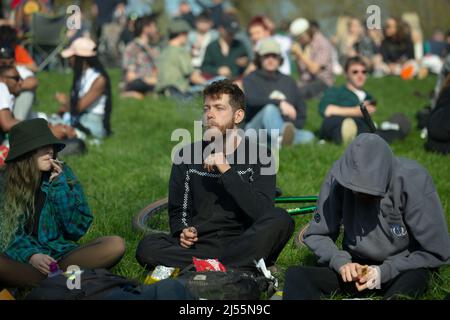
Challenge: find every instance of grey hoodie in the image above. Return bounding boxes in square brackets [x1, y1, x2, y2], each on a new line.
[304, 133, 450, 283]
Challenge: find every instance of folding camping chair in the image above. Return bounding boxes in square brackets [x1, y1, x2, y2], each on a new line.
[27, 12, 67, 71]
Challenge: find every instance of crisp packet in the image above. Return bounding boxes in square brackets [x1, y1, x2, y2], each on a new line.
[193, 257, 227, 272]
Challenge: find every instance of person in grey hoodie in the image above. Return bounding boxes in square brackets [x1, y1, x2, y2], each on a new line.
[283, 133, 450, 300]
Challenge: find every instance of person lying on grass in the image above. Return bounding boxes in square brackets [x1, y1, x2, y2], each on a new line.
[136, 79, 294, 272]
[0, 119, 125, 289]
[284, 133, 450, 300]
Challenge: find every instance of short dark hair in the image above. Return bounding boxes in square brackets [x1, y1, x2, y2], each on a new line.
[134, 15, 156, 38]
[344, 56, 367, 73]
[203, 79, 245, 112]
[0, 65, 16, 77]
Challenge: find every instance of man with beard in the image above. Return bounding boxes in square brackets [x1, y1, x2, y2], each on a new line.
[136, 79, 294, 271]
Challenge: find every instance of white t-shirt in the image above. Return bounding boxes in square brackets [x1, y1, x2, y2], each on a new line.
[16, 65, 34, 80]
[79, 68, 106, 115]
[0, 82, 15, 112]
[349, 87, 367, 103]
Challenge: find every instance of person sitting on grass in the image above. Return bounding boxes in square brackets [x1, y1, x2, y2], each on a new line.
[283, 133, 450, 300]
[243, 38, 314, 147]
[318, 56, 410, 144]
[155, 19, 208, 99]
[0, 65, 20, 145]
[0, 118, 125, 289]
[121, 15, 159, 100]
[0, 42, 39, 121]
[425, 65, 450, 154]
[56, 37, 113, 139]
[136, 79, 294, 272]
[318, 56, 376, 144]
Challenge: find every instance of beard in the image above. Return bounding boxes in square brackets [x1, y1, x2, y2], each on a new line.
[203, 117, 235, 141]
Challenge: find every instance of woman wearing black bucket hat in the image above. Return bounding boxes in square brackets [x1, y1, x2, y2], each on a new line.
[0, 119, 125, 288]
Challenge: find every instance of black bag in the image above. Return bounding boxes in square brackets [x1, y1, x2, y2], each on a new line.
[176, 266, 273, 300]
[25, 269, 139, 300]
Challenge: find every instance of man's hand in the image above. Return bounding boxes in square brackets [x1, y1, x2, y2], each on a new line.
[179, 227, 198, 248]
[363, 101, 377, 115]
[29, 253, 56, 275]
[217, 66, 232, 77]
[291, 43, 304, 59]
[279, 100, 297, 121]
[355, 266, 381, 291]
[203, 152, 230, 174]
[339, 263, 366, 283]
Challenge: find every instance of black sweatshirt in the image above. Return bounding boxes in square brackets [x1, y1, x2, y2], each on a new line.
[168, 138, 276, 239]
[243, 69, 307, 129]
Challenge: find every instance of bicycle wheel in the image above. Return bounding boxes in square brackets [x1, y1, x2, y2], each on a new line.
[132, 197, 170, 235]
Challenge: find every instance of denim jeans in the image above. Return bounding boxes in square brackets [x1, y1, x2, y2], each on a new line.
[244, 104, 314, 145]
[79, 113, 106, 139]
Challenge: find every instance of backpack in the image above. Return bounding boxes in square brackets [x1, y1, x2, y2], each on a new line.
[175, 266, 274, 300]
[25, 269, 139, 300]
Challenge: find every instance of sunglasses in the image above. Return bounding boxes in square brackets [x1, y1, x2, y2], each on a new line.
[351, 70, 368, 75]
[3, 75, 21, 82]
[262, 53, 280, 59]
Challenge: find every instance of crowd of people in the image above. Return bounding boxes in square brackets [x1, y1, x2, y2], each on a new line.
[0, 0, 450, 301]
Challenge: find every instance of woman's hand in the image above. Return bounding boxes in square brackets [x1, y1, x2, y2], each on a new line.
[49, 159, 63, 182]
[55, 92, 69, 106]
[29, 253, 57, 275]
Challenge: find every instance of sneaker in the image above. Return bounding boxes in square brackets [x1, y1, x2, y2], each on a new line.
[341, 118, 358, 144]
[281, 122, 295, 146]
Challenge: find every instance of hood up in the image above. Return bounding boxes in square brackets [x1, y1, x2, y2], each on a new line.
[332, 133, 394, 197]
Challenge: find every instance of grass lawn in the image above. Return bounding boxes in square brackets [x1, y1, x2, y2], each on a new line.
[35, 69, 449, 299]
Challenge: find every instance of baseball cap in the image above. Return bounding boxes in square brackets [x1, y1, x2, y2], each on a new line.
[290, 18, 310, 37]
[168, 19, 191, 35]
[219, 14, 240, 34]
[61, 37, 97, 59]
[257, 38, 281, 56]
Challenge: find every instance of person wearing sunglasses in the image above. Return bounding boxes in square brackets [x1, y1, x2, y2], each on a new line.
[0, 43, 39, 121]
[318, 56, 377, 144]
[0, 65, 21, 145]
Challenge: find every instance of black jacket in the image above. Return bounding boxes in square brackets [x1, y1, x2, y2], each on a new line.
[243, 69, 307, 129]
[168, 138, 276, 239]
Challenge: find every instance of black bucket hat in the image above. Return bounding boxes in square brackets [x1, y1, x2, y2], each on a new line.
[5, 118, 65, 163]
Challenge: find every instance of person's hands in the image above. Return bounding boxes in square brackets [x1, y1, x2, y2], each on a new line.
[29, 253, 56, 275]
[179, 227, 198, 248]
[236, 56, 249, 67]
[217, 66, 232, 77]
[203, 152, 230, 174]
[355, 266, 381, 291]
[279, 100, 297, 121]
[291, 42, 304, 58]
[49, 159, 63, 182]
[339, 263, 365, 283]
[364, 101, 377, 115]
[55, 92, 68, 106]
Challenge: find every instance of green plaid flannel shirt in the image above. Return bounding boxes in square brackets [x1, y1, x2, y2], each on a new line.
[4, 165, 93, 263]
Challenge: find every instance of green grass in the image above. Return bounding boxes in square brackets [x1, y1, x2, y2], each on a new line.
[35, 70, 450, 299]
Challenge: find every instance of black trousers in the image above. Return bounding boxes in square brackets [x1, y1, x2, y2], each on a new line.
[283, 265, 431, 300]
[320, 116, 405, 144]
[298, 78, 329, 101]
[135, 208, 294, 270]
[426, 105, 450, 154]
[320, 116, 371, 144]
[125, 79, 155, 94]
